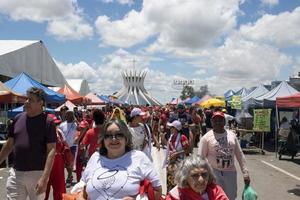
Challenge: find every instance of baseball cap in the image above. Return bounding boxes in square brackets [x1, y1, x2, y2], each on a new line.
[177, 104, 185, 109]
[130, 107, 146, 118]
[47, 114, 61, 124]
[212, 111, 225, 119]
[167, 120, 182, 131]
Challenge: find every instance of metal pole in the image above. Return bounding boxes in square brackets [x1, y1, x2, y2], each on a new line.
[275, 105, 279, 158]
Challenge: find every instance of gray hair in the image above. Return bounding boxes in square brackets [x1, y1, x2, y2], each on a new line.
[175, 155, 216, 187]
[99, 119, 133, 156]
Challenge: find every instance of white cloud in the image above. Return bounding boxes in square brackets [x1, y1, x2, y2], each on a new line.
[240, 7, 300, 48]
[100, 0, 133, 5]
[0, 0, 93, 40]
[95, 10, 156, 48]
[55, 49, 183, 104]
[199, 36, 292, 94]
[55, 60, 98, 81]
[101, 0, 113, 3]
[261, 0, 279, 6]
[117, 0, 134, 6]
[94, 0, 240, 51]
[47, 13, 93, 40]
[144, 0, 239, 53]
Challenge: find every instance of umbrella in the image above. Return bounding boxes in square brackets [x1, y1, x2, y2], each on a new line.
[200, 98, 226, 108]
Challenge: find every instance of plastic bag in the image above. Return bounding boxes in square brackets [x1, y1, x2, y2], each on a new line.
[242, 185, 257, 200]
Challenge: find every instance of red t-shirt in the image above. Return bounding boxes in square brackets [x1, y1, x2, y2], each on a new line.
[82, 127, 100, 157]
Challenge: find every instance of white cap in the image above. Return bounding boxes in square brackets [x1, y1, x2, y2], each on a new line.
[167, 120, 182, 131]
[130, 107, 146, 118]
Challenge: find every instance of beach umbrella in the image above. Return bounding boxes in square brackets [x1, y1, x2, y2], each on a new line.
[200, 98, 226, 108]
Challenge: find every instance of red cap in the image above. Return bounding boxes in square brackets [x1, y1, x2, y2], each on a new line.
[47, 114, 61, 124]
[212, 111, 225, 119]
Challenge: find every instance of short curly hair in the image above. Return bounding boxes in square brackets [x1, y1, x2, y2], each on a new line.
[175, 155, 216, 188]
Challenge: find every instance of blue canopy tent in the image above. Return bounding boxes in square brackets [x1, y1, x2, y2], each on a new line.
[98, 95, 110, 103]
[224, 89, 235, 101]
[8, 105, 55, 118]
[5, 72, 65, 104]
[235, 87, 249, 98]
[185, 96, 201, 105]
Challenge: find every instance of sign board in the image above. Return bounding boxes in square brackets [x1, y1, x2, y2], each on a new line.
[231, 95, 242, 110]
[253, 109, 271, 132]
[173, 80, 195, 86]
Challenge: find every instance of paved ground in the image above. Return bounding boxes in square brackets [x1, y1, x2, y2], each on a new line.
[0, 149, 299, 199]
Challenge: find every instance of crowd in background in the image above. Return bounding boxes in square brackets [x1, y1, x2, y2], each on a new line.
[0, 87, 254, 200]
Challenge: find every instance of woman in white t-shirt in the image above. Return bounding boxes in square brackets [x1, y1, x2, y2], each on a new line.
[78, 119, 162, 200]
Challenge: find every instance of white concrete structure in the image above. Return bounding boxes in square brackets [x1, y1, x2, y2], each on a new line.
[115, 70, 161, 105]
[66, 79, 90, 96]
[0, 40, 66, 86]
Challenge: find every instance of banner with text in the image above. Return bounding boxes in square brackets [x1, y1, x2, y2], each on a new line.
[253, 109, 271, 132]
[231, 95, 242, 110]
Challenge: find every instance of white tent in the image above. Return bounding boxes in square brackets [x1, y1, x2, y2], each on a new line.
[66, 79, 90, 96]
[55, 100, 76, 111]
[250, 81, 298, 107]
[0, 40, 66, 87]
[242, 84, 269, 107]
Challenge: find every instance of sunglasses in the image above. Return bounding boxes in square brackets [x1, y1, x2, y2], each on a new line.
[104, 133, 125, 140]
[190, 172, 209, 180]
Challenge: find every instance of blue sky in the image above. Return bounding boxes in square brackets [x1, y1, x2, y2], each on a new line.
[0, 0, 300, 103]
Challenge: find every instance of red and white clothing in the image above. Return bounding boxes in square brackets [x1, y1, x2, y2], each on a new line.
[166, 184, 229, 200]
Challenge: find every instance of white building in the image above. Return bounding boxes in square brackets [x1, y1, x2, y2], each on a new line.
[115, 70, 161, 106]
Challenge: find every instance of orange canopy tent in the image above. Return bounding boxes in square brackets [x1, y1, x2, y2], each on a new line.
[0, 81, 26, 103]
[85, 92, 105, 105]
[57, 84, 90, 105]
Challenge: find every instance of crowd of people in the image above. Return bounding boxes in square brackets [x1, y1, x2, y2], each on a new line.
[0, 87, 253, 200]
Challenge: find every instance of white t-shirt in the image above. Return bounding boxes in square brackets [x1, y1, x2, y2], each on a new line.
[128, 124, 152, 160]
[198, 130, 249, 177]
[59, 121, 77, 147]
[129, 125, 145, 150]
[81, 150, 160, 200]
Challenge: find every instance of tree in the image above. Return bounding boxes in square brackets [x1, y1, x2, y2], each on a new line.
[194, 85, 209, 98]
[180, 85, 195, 99]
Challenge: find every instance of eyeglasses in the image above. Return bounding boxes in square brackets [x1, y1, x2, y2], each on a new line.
[190, 172, 209, 181]
[104, 133, 125, 140]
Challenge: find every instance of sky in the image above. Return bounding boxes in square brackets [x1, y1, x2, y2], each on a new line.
[0, 0, 300, 104]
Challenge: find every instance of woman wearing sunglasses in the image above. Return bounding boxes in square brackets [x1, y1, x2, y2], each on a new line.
[78, 119, 162, 200]
[166, 155, 228, 200]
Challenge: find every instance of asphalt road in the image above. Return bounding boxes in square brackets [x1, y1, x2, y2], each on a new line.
[0, 149, 299, 200]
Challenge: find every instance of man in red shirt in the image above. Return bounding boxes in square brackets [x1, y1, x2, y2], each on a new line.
[82, 109, 106, 158]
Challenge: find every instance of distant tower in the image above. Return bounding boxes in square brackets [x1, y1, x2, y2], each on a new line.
[115, 70, 161, 105]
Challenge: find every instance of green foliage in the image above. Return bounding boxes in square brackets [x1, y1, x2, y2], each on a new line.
[194, 85, 209, 98]
[180, 85, 195, 99]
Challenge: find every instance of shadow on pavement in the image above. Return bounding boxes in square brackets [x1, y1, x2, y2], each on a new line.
[287, 185, 300, 197]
